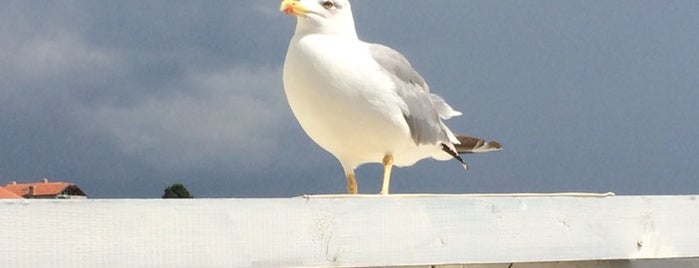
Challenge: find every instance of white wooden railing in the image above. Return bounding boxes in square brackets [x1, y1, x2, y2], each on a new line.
[1, 194, 698, 267]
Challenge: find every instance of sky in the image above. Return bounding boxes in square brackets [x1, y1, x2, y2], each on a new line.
[1, 1, 698, 198]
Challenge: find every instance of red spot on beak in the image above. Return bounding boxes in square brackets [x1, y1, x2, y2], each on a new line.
[283, 6, 294, 15]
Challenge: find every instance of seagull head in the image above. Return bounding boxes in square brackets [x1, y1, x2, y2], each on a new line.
[280, 0, 357, 38]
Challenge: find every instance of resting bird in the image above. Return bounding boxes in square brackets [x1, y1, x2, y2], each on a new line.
[280, 0, 501, 194]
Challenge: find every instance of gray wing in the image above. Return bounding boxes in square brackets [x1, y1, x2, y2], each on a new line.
[367, 43, 461, 146]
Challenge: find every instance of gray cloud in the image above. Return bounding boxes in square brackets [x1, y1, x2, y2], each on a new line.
[0, 1, 302, 197]
[83, 66, 286, 171]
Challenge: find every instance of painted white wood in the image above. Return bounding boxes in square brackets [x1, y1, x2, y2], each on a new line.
[1, 195, 698, 268]
[414, 258, 699, 268]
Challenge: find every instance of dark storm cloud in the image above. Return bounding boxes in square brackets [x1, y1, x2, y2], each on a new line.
[0, 1, 312, 197]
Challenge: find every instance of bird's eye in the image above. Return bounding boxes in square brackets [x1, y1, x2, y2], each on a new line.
[322, 1, 334, 9]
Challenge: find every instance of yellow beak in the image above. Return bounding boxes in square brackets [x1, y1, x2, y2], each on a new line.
[280, 0, 309, 17]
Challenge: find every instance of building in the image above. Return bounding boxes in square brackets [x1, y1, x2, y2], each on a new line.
[2, 178, 87, 199]
[0, 186, 23, 199]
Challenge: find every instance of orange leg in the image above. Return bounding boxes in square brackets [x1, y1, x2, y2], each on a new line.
[346, 173, 358, 194]
[380, 154, 393, 195]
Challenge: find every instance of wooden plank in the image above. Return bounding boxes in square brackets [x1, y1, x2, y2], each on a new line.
[418, 258, 699, 268]
[1, 195, 698, 267]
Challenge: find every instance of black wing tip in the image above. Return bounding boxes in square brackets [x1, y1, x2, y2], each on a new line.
[441, 143, 468, 170]
[455, 135, 502, 154]
[489, 141, 503, 150]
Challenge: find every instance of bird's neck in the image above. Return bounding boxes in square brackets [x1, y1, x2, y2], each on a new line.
[294, 19, 359, 40]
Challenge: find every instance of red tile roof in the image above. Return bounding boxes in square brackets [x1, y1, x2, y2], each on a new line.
[3, 179, 86, 198]
[0, 187, 23, 199]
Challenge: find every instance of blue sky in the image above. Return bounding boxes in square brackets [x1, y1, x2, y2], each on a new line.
[1, 1, 698, 198]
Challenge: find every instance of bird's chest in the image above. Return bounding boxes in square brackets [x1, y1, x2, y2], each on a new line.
[287, 37, 390, 92]
[284, 38, 396, 114]
[282, 37, 407, 151]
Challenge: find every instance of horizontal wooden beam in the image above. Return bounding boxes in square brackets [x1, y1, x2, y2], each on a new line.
[1, 194, 697, 267]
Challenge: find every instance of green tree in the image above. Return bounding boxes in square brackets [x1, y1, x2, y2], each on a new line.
[162, 183, 193, 198]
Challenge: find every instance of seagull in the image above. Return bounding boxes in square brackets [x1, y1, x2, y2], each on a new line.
[280, 0, 501, 195]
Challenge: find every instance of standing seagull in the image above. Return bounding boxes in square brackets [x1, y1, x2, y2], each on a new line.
[280, 0, 501, 194]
